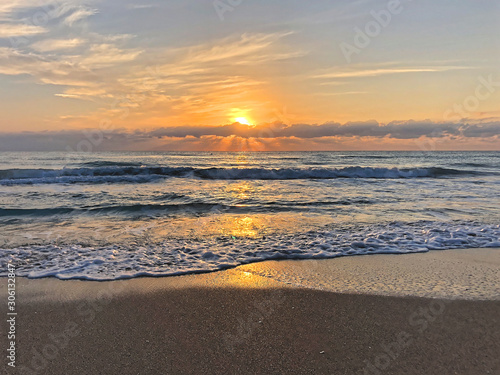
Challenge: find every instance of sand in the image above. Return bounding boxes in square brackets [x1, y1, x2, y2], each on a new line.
[237, 247, 500, 300]
[1, 248, 499, 374]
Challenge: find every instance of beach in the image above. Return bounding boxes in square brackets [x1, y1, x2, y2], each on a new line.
[1, 0, 499, 372]
[2, 248, 499, 375]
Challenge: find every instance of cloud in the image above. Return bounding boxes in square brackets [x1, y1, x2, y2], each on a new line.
[1, 120, 498, 151]
[54, 87, 108, 99]
[0, 23, 47, 37]
[126, 4, 155, 10]
[0, 0, 52, 17]
[0, 1, 91, 23]
[63, 7, 98, 26]
[0, 40, 141, 88]
[461, 122, 500, 138]
[86, 31, 303, 124]
[1, 28, 297, 117]
[183, 32, 295, 64]
[78, 43, 142, 69]
[31, 38, 85, 52]
[145, 120, 478, 139]
[313, 66, 470, 80]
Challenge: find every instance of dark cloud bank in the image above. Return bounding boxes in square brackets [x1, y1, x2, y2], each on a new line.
[149, 120, 500, 139]
[1, 120, 499, 151]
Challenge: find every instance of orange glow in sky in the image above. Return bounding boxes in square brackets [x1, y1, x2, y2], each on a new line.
[0, 1, 498, 151]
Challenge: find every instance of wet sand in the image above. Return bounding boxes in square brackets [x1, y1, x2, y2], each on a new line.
[1, 248, 499, 374]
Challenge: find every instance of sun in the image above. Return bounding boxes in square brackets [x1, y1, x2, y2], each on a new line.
[234, 117, 252, 126]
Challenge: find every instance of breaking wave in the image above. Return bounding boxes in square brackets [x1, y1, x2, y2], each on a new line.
[0, 166, 485, 185]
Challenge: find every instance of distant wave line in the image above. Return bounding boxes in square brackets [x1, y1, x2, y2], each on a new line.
[0, 166, 490, 185]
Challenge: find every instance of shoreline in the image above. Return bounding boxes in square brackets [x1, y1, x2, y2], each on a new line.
[3, 247, 499, 301]
[1, 248, 499, 374]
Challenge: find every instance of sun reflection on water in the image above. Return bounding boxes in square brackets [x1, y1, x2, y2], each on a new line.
[225, 181, 255, 200]
[228, 216, 261, 238]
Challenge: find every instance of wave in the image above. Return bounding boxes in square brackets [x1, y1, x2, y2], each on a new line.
[0, 166, 191, 185]
[0, 166, 486, 185]
[0, 198, 377, 218]
[341, 155, 393, 159]
[194, 166, 475, 179]
[450, 162, 495, 168]
[0, 203, 228, 217]
[79, 161, 144, 167]
[1, 220, 499, 281]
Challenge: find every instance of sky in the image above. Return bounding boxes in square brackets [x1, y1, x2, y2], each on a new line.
[0, 0, 499, 151]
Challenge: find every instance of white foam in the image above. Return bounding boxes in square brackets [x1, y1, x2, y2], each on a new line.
[1, 221, 499, 281]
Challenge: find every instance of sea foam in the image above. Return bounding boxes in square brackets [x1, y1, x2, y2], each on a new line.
[1, 221, 499, 281]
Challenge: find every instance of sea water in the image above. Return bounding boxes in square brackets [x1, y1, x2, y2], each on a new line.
[0, 151, 499, 280]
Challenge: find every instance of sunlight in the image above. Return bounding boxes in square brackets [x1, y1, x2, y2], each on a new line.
[230, 216, 260, 238]
[226, 181, 255, 199]
[234, 117, 252, 126]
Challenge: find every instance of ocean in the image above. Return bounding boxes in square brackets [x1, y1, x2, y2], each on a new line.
[0, 151, 499, 280]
